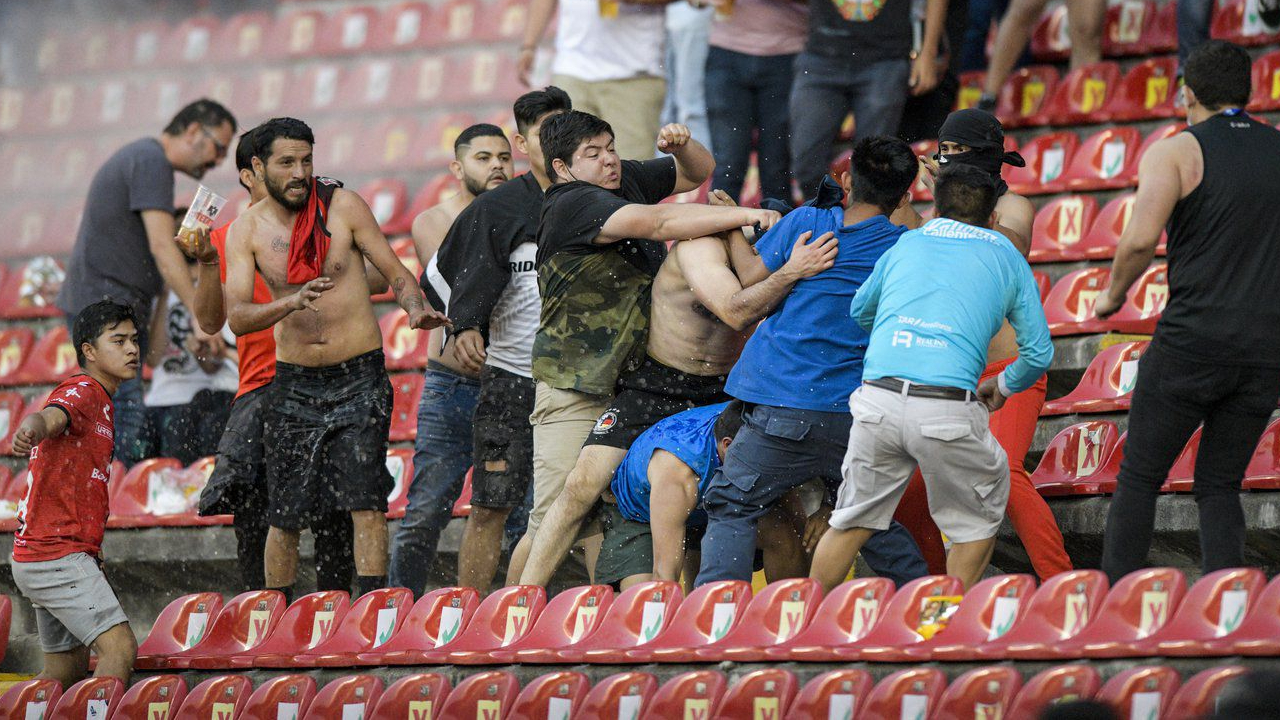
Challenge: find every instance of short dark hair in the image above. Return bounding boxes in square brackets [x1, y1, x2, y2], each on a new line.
[848, 136, 919, 215]
[73, 301, 138, 367]
[513, 86, 573, 135]
[235, 128, 259, 191]
[713, 401, 745, 442]
[454, 123, 509, 156]
[1185, 40, 1253, 109]
[252, 117, 315, 164]
[163, 98, 237, 136]
[933, 164, 999, 227]
[541, 110, 614, 181]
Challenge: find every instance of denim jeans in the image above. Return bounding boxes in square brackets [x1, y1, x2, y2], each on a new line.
[705, 46, 797, 203]
[695, 403, 928, 587]
[788, 53, 912, 197]
[388, 366, 480, 595]
[662, 3, 714, 152]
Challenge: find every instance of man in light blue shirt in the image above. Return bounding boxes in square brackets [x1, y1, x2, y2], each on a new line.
[811, 163, 1054, 591]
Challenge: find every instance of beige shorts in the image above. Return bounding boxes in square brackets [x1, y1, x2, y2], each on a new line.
[832, 383, 1010, 543]
[550, 74, 666, 162]
[529, 382, 611, 534]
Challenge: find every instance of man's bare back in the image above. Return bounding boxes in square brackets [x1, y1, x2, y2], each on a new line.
[648, 239, 751, 377]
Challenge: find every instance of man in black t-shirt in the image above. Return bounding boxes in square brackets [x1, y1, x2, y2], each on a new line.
[1095, 42, 1280, 581]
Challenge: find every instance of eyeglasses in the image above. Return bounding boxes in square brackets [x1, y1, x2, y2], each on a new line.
[199, 126, 228, 156]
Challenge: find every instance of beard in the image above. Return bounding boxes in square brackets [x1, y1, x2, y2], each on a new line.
[266, 175, 311, 211]
[462, 173, 491, 197]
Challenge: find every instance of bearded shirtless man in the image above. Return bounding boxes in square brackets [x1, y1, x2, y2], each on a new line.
[224, 117, 449, 600]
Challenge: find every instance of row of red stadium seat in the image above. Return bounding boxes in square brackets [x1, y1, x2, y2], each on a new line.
[125, 567, 1280, 671]
[0, 661, 1246, 719]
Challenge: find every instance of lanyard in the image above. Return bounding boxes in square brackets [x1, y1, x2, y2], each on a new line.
[1221, 108, 1246, 117]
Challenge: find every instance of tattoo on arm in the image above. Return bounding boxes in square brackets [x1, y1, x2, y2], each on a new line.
[270, 236, 288, 253]
[393, 276, 426, 312]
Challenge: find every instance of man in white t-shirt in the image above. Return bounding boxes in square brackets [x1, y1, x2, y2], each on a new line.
[518, 0, 668, 161]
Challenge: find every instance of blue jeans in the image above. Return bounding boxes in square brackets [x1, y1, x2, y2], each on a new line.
[661, 3, 714, 152]
[705, 46, 797, 203]
[389, 366, 480, 595]
[695, 403, 928, 587]
[788, 53, 911, 197]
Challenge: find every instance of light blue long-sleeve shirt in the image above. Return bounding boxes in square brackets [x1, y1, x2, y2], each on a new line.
[850, 218, 1053, 395]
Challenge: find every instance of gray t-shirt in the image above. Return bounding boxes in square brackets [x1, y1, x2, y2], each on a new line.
[57, 138, 175, 321]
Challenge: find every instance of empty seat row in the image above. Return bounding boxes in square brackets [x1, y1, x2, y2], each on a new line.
[1043, 265, 1167, 336]
[1028, 192, 1168, 263]
[130, 566, 1280, 670]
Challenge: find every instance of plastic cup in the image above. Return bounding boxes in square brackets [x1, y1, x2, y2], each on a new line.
[178, 185, 227, 252]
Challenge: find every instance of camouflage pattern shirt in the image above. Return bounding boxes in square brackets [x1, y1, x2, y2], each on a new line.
[533, 158, 678, 395]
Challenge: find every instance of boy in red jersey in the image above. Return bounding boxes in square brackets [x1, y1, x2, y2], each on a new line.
[10, 301, 141, 686]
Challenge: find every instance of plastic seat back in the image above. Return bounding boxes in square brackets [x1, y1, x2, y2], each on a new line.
[714, 669, 797, 720]
[380, 311, 431, 371]
[1243, 418, 1280, 490]
[1042, 267, 1110, 336]
[209, 11, 274, 64]
[1041, 341, 1149, 416]
[176, 590, 287, 668]
[368, 673, 451, 720]
[994, 570, 1110, 659]
[440, 585, 549, 659]
[0, 390, 22, 452]
[112, 675, 187, 720]
[358, 179, 410, 234]
[1005, 131, 1079, 195]
[1062, 127, 1141, 191]
[622, 581, 749, 662]
[491, 585, 614, 663]
[316, 5, 379, 55]
[14, 325, 75, 385]
[1031, 422, 1123, 496]
[136, 592, 225, 668]
[241, 590, 351, 661]
[508, 671, 589, 720]
[1046, 61, 1122, 125]
[1211, 0, 1280, 45]
[1110, 56, 1180, 120]
[360, 587, 481, 663]
[0, 327, 35, 386]
[1007, 665, 1103, 717]
[310, 676, 384, 718]
[645, 671, 727, 720]
[1029, 195, 1098, 262]
[850, 575, 964, 654]
[1102, 264, 1168, 335]
[932, 667, 1022, 720]
[578, 672, 657, 720]
[786, 670, 872, 720]
[389, 372, 425, 442]
[1250, 50, 1280, 111]
[781, 578, 897, 661]
[0, 679, 62, 719]
[922, 574, 1037, 655]
[1104, 0, 1154, 55]
[49, 677, 122, 720]
[375, 2, 439, 52]
[238, 674, 316, 719]
[1150, 568, 1266, 651]
[174, 676, 253, 720]
[385, 448, 415, 518]
[435, 671, 518, 719]
[861, 669, 946, 720]
[1071, 568, 1187, 651]
[1166, 666, 1248, 719]
[0, 466, 19, 530]
[568, 581, 683, 661]
[995, 65, 1060, 127]
[1095, 666, 1180, 720]
[709, 579, 822, 660]
[956, 71, 986, 110]
[300, 587, 415, 664]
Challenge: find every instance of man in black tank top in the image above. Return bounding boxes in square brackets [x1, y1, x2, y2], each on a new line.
[1094, 41, 1280, 582]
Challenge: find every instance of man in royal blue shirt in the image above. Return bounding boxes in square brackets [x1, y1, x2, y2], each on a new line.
[694, 137, 929, 587]
[810, 164, 1053, 591]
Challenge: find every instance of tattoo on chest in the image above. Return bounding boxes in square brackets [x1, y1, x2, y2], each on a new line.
[270, 236, 288, 253]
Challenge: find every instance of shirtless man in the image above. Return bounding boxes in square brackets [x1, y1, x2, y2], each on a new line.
[388, 123, 514, 597]
[224, 117, 449, 600]
[906, 108, 1072, 581]
[516, 185, 838, 588]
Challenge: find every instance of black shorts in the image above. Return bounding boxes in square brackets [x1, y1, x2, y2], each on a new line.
[199, 384, 270, 517]
[263, 350, 394, 530]
[584, 355, 730, 450]
[471, 365, 536, 509]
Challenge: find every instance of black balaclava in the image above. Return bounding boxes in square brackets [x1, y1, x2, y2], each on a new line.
[935, 109, 1026, 196]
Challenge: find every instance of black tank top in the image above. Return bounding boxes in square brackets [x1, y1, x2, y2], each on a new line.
[1157, 113, 1280, 367]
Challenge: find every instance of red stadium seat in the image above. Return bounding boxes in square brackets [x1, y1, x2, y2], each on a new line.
[317, 5, 380, 55]
[1212, 0, 1280, 45]
[1109, 56, 1180, 121]
[1143, 0, 1178, 51]
[210, 11, 275, 63]
[700, 579, 823, 662]
[1202, 574, 1280, 655]
[0, 391, 25, 452]
[508, 671, 589, 719]
[288, 64, 346, 116]
[238, 674, 317, 718]
[63, 26, 126, 75]
[1028, 195, 1098, 262]
[791, 575, 962, 662]
[480, 0, 532, 42]
[13, 325, 76, 386]
[1022, 567, 1186, 660]
[861, 668, 947, 720]
[373, 3, 440, 51]
[1162, 427, 1202, 493]
[618, 580, 750, 664]
[955, 71, 986, 110]
[1243, 418, 1280, 490]
[161, 17, 220, 65]
[1103, 0, 1153, 55]
[1041, 341, 1149, 416]
[440, 0, 481, 44]
[358, 179, 410, 234]
[380, 312, 431, 372]
[125, 21, 169, 69]
[0, 88, 25, 136]
[1030, 4, 1070, 61]
[0, 256, 65, 318]
[1041, 267, 1110, 335]
[1251, 50, 1280, 111]
[226, 591, 351, 668]
[1044, 61, 1122, 125]
[370, 116, 424, 175]
[577, 672, 658, 720]
[358, 586, 481, 665]
[368, 673, 451, 720]
[1075, 192, 1152, 260]
[553, 581, 683, 664]
[414, 113, 479, 167]
[1005, 131, 1078, 195]
[1061, 127, 1141, 191]
[271, 10, 326, 58]
[1099, 264, 1168, 335]
[0, 679, 62, 719]
[4, 206, 51, 259]
[488, 584, 615, 665]
[0, 469, 28, 532]
[458, 50, 524, 105]
[1033, 271, 1051, 303]
[274, 588, 414, 667]
[21, 83, 83, 134]
[389, 372, 424, 442]
[1146, 568, 1266, 656]
[173, 676, 253, 720]
[1007, 665, 1103, 717]
[1166, 666, 1248, 719]
[714, 669, 797, 720]
[232, 68, 289, 119]
[903, 574, 1037, 661]
[1095, 666, 1180, 720]
[1126, 122, 1185, 190]
[310, 676, 383, 717]
[50, 678, 122, 720]
[950, 570, 1108, 660]
[112, 675, 188, 720]
[404, 174, 460, 227]
[996, 66, 1060, 127]
[339, 60, 401, 113]
[389, 56, 449, 109]
[646, 671, 727, 719]
[137, 78, 188, 126]
[385, 448, 414, 519]
[89, 81, 132, 131]
[932, 667, 1022, 720]
[1031, 422, 1124, 496]
[789, 670, 873, 720]
[136, 593, 225, 670]
[416, 585, 547, 664]
[107, 457, 193, 528]
[435, 671, 519, 719]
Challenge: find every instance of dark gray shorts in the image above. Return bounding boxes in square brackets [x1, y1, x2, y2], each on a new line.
[471, 365, 536, 509]
[11, 552, 130, 653]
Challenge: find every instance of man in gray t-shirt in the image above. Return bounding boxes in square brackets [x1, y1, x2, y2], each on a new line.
[57, 98, 237, 466]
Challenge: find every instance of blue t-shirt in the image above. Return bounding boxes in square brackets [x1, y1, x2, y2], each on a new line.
[611, 402, 730, 525]
[726, 207, 906, 412]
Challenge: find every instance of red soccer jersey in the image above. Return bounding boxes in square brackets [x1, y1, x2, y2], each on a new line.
[212, 224, 276, 397]
[13, 375, 116, 562]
